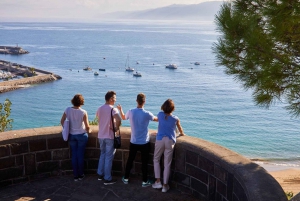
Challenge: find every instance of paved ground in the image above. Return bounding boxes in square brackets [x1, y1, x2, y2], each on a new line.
[0, 175, 198, 201]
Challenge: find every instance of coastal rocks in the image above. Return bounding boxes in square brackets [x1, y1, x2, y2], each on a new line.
[0, 46, 29, 55]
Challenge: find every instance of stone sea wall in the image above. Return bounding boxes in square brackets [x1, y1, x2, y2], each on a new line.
[0, 126, 287, 201]
[0, 60, 62, 93]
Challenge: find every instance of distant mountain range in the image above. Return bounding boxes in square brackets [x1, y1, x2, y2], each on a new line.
[100, 1, 224, 21]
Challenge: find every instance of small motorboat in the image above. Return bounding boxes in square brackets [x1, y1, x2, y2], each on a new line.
[83, 66, 92, 71]
[94, 72, 99, 76]
[133, 71, 142, 77]
[194, 62, 200, 65]
[165, 64, 177, 69]
[99, 68, 106, 71]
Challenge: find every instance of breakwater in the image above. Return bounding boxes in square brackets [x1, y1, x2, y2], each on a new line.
[0, 46, 29, 55]
[0, 60, 61, 93]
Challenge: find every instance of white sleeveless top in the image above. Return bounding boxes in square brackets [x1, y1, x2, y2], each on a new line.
[65, 107, 87, 134]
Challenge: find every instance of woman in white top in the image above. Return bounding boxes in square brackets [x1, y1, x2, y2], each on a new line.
[61, 94, 91, 181]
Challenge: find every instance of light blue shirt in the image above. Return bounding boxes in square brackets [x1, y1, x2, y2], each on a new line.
[125, 108, 155, 144]
[156, 111, 178, 143]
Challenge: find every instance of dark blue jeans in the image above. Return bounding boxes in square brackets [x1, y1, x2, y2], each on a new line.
[69, 133, 88, 177]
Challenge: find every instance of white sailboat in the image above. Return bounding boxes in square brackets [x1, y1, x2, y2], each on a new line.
[125, 55, 134, 72]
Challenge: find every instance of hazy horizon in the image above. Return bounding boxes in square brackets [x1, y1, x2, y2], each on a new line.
[0, 0, 223, 22]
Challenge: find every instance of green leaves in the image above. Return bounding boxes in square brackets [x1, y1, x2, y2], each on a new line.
[0, 99, 13, 132]
[213, 0, 300, 116]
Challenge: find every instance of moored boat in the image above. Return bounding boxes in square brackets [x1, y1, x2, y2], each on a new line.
[165, 64, 177, 69]
[133, 71, 142, 77]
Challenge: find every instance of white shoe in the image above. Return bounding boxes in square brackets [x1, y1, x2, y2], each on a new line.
[162, 185, 169, 193]
[152, 181, 162, 189]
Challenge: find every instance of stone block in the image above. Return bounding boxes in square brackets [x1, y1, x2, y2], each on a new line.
[174, 172, 190, 186]
[53, 149, 69, 160]
[227, 173, 234, 201]
[0, 157, 15, 169]
[86, 137, 97, 148]
[209, 175, 216, 201]
[186, 163, 208, 184]
[174, 146, 186, 173]
[217, 179, 227, 198]
[16, 155, 23, 166]
[24, 153, 36, 175]
[186, 150, 198, 166]
[112, 160, 123, 172]
[11, 142, 28, 155]
[86, 159, 98, 169]
[233, 178, 247, 201]
[214, 165, 228, 183]
[36, 151, 51, 162]
[198, 154, 214, 174]
[0, 145, 10, 157]
[37, 161, 59, 173]
[61, 159, 72, 170]
[0, 166, 23, 180]
[47, 138, 68, 149]
[85, 148, 100, 159]
[29, 139, 46, 152]
[24, 154, 36, 175]
[191, 177, 208, 197]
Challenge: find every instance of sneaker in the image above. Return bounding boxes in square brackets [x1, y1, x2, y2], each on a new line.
[152, 181, 162, 189]
[122, 176, 129, 184]
[162, 185, 170, 193]
[98, 175, 104, 181]
[104, 179, 117, 185]
[78, 174, 85, 181]
[74, 177, 79, 181]
[142, 180, 152, 187]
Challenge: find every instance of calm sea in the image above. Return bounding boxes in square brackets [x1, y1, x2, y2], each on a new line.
[0, 21, 299, 168]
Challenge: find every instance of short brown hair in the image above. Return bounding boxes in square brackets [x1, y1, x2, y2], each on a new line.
[137, 93, 146, 105]
[161, 99, 175, 114]
[71, 94, 84, 107]
[105, 91, 116, 101]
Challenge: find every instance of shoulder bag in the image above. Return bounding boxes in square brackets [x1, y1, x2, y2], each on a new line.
[111, 108, 121, 148]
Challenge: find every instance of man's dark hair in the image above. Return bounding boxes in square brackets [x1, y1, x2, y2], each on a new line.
[137, 93, 146, 105]
[105, 91, 116, 101]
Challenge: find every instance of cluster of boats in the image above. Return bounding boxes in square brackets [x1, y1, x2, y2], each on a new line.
[0, 71, 15, 79]
[82, 60, 200, 77]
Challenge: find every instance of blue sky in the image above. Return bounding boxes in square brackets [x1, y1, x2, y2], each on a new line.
[0, 0, 223, 22]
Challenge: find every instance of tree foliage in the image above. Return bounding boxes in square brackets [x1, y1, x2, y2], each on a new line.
[213, 0, 300, 116]
[0, 99, 13, 132]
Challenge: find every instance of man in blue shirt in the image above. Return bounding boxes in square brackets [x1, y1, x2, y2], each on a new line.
[117, 93, 158, 187]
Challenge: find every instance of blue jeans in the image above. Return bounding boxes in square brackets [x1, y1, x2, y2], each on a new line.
[97, 138, 115, 181]
[69, 133, 88, 177]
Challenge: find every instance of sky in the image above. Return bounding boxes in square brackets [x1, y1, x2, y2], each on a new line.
[0, 0, 222, 22]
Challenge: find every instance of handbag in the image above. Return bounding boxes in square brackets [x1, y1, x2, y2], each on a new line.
[111, 108, 121, 148]
[62, 118, 69, 141]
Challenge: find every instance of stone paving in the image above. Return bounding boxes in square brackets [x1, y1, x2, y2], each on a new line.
[0, 175, 198, 201]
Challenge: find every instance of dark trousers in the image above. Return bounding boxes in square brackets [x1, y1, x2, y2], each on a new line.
[124, 142, 150, 182]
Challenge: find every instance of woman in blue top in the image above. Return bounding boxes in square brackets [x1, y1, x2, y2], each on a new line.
[152, 99, 185, 193]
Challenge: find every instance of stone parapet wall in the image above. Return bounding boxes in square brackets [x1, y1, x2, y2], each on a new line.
[0, 126, 287, 201]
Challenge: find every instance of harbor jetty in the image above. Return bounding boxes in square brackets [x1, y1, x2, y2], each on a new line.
[0, 60, 61, 93]
[0, 46, 29, 55]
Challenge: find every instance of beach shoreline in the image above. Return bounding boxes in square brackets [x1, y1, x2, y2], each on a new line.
[258, 163, 300, 196]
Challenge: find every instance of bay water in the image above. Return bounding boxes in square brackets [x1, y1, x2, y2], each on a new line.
[0, 21, 299, 168]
